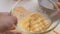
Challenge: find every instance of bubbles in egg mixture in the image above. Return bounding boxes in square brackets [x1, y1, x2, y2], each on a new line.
[20, 13, 51, 33]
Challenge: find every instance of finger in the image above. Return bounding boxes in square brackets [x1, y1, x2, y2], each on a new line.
[0, 16, 17, 31]
[9, 25, 16, 30]
[4, 16, 17, 26]
[0, 12, 11, 16]
[6, 16, 17, 30]
[11, 16, 17, 25]
[0, 16, 17, 30]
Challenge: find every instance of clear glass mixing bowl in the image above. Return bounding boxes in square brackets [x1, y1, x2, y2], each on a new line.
[11, 0, 60, 34]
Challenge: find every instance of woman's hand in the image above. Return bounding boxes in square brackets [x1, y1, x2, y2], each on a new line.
[0, 12, 17, 32]
[0, 12, 21, 34]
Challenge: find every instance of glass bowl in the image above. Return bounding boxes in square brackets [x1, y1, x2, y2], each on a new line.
[11, 0, 60, 34]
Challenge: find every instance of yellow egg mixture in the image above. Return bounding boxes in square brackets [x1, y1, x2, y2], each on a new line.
[11, 6, 51, 33]
[20, 13, 51, 32]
